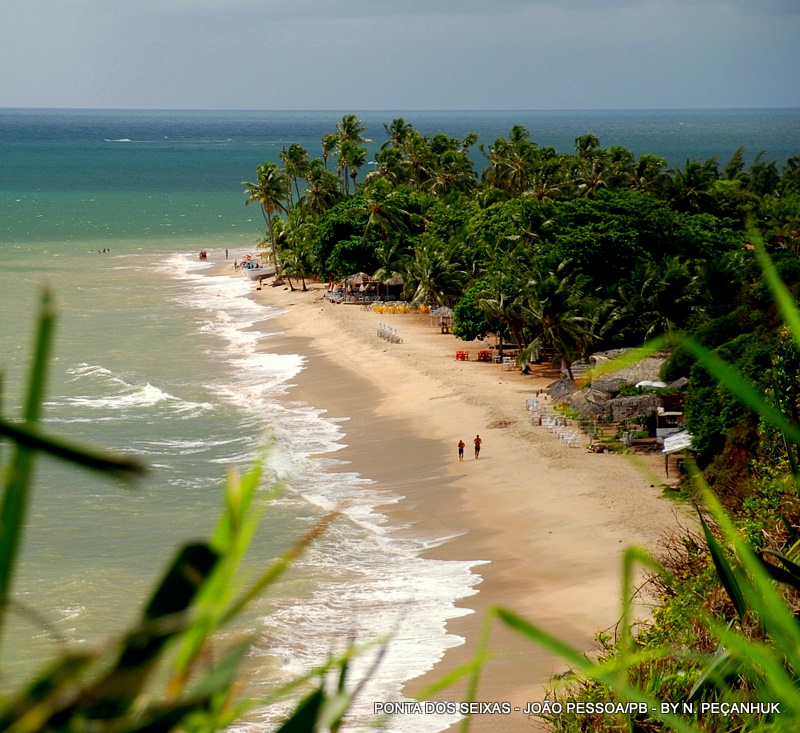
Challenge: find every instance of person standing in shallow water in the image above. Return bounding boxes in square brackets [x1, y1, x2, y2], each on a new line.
[474, 435, 482, 459]
[458, 440, 465, 461]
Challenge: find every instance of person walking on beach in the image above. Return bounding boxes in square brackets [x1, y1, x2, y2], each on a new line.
[458, 440, 465, 461]
[474, 435, 482, 459]
[225, 248, 229, 259]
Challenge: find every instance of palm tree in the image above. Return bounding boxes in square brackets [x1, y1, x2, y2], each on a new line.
[270, 217, 293, 288]
[724, 146, 747, 181]
[405, 235, 463, 305]
[298, 160, 343, 219]
[279, 143, 310, 205]
[480, 136, 509, 189]
[632, 154, 670, 196]
[337, 139, 367, 196]
[619, 257, 701, 340]
[426, 139, 477, 197]
[524, 150, 567, 202]
[355, 178, 408, 245]
[524, 261, 598, 379]
[242, 162, 291, 270]
[366, 147, 407, 186]
[334, 114, 369, 194]
[571, 147, 613, 198]
[401, 131, 434, 189]
[278, 219, 315, 291]
[607, 145, 636, 190]
[347, 143, 368, 194]
[747, 151, 780, 196]
[569, 134, 634, 198]
[321, 133, 338, 171]
[371, 238, 407, 286]
[381, 117, 413, 150]
[474, 265, 531, 352]
[670, 158, 719, 212]
[336, 113, 367, 145]
[480, 127, 538, 198]
[574, 133, 601, 161]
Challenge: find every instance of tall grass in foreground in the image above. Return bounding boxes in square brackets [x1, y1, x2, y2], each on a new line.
[424, 235, 800, 732]
[0, 290, 360, 732]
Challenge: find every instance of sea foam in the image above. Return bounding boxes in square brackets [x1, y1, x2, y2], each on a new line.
[168, 252, 482, 732]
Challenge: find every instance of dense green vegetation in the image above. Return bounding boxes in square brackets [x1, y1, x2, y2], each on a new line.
[245, 116, 800, 731]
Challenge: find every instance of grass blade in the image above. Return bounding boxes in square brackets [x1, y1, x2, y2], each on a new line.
[0, 418, 144, 478]
[751, 226, 800, 354]
[697, 511, 747, 619]
[0, 291, 56, 637]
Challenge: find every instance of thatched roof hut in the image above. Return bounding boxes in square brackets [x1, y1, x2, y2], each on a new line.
[609, 394, 660, 422]
[548, 378, 577, 404]
[570, 388, 611, 417]
[590, 376, 628, 395]
[345, 272, 375, 286]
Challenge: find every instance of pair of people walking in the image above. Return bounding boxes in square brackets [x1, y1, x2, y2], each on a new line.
[458, 435, 482, 461]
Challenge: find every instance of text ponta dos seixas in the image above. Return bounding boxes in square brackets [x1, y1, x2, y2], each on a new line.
[373, 702, 511, 715]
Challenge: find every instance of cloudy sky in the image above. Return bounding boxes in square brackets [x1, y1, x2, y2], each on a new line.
[1, 0, 798, 110]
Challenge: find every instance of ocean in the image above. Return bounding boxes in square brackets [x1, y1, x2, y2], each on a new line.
[1, 108, 798, 729]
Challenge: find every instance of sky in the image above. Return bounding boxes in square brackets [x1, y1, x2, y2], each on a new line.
[1, 0, 798, 110]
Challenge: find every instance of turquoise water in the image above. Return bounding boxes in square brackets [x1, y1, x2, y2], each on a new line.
[1, 108, 798, 728]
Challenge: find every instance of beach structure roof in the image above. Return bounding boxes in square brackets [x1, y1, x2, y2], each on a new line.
[429, 305, 452, 320]
[570, 388, 610, 417]
[345, 272, 375, 286]
[663, 430, 693, 455]
[384, 275, 404, 286]
[548, 378, 577, 404]
[590, 376, 629, 395]
[610, 394, 660, 422]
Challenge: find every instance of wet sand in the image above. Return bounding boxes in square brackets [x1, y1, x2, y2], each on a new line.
[243, 273, 686, 732]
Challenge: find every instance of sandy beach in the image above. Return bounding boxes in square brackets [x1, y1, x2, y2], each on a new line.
[247, 275, 687, 732]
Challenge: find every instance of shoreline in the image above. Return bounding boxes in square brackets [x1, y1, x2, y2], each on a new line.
[241, 271, 687, 731]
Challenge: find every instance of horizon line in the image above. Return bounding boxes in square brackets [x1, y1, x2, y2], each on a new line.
[2, 105, 799, 114]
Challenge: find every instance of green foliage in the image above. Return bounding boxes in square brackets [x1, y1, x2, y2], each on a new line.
[548, 191, 741, 284]
[310, 195, 370, 277]
[452, 279, 503, 341]
[704, 179, 758, 225]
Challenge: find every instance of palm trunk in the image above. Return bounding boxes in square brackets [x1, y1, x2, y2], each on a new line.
[262, 207, 280, 277]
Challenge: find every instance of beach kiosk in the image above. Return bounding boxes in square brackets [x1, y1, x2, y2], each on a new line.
[663, 430, 693, 477]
